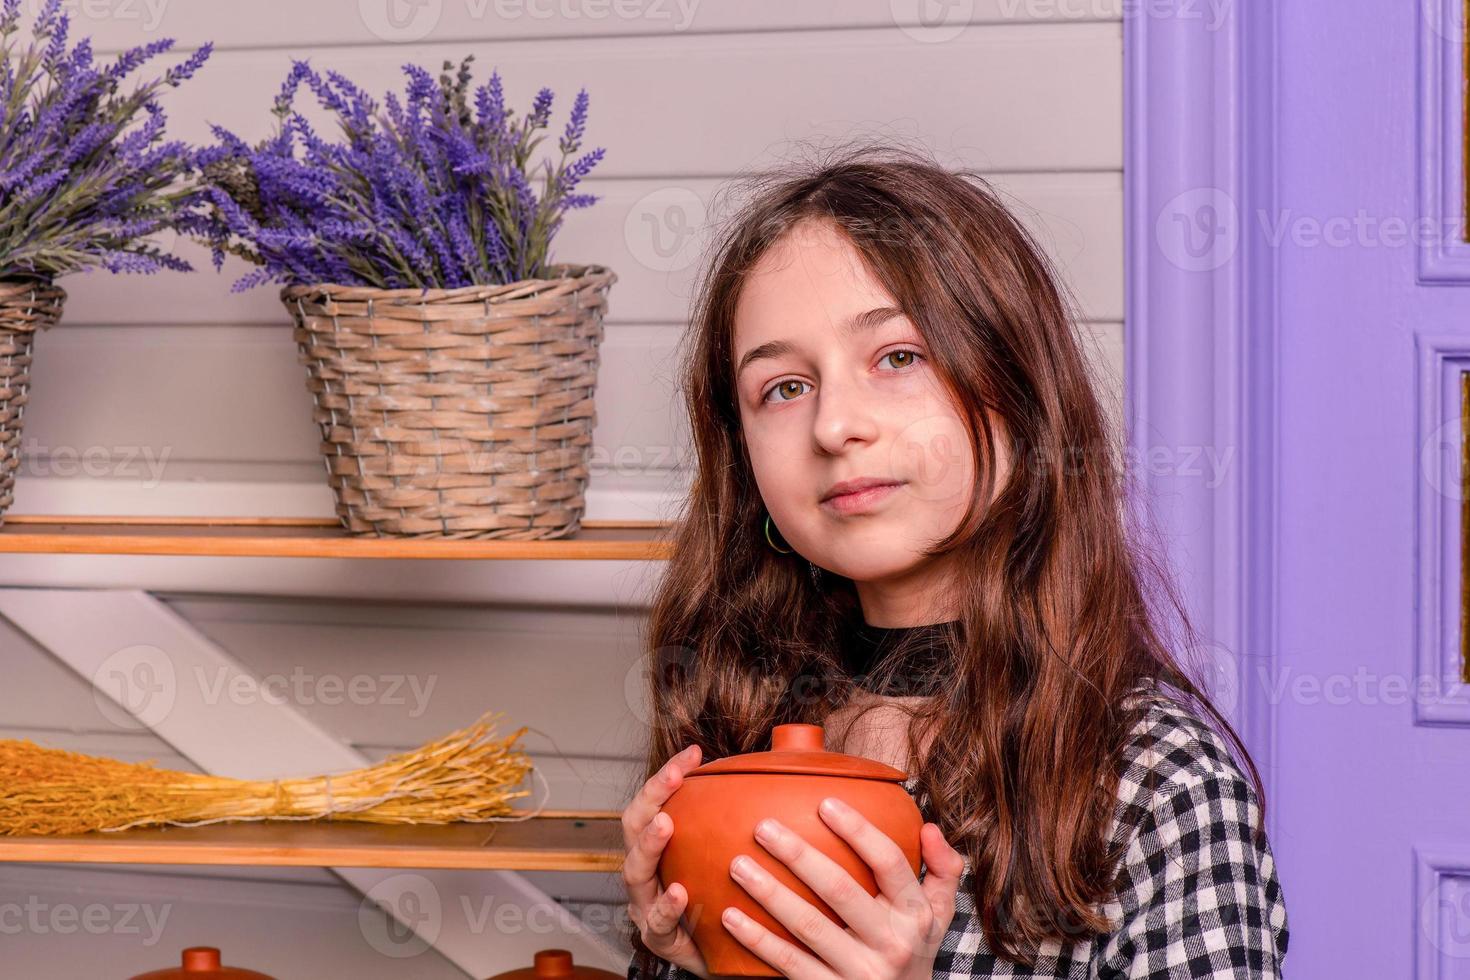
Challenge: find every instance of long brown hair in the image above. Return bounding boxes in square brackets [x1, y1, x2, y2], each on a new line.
[626, 140, 1263, 969]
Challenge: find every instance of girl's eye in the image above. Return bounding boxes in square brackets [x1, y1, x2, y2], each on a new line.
[880, 348, 925, 371]
[759, 350, 925, 404]
[762, 379, 811, 404]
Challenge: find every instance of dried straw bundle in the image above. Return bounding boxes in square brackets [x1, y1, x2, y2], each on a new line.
[0, 711, 534, 836]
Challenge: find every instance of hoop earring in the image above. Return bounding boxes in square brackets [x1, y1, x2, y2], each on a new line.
[763, 513, 793, 554]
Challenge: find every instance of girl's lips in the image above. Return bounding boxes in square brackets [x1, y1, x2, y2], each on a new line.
[820, 481, 904, 514]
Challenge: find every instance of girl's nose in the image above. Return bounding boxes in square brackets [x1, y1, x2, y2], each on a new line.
[810, 371, 880, 454]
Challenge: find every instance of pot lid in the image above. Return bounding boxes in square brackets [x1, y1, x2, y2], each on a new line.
[685, 724, 908, 781]
[485, 948, 624, 979]
[128, 947, 275, 979]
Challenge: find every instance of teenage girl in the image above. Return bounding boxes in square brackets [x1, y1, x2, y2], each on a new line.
[618, 143, 1289, 979]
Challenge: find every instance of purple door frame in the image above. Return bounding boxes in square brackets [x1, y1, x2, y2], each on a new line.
[1125, 4, 1280, 775]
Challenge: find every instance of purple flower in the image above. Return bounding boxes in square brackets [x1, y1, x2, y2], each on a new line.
[0, 0, 21, 35]
[165, 43, 212, 87]
[526, 87, 553, 131]
[0, 6, 209, 277]
[103, 37, 173, 82]
[559, 89, 589, 155]
[188, 53, 605, 290]
[40, 9, 67, 73]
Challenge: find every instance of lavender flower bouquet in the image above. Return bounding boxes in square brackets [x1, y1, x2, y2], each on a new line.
[0, 0, 208, 527]
[0, 0, 210, 279]
[189, 54, 605, 291]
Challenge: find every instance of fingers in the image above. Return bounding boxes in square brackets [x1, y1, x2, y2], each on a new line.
[815, 796, 922, 905]
[621, 743, 702, 851]
[621, 816, 702, 968]
[622, 808, 675, 913]
[618, 745, 706, 965]
[721, 903, 835, 980]
[645, 881, 712, 976]
[918, 823, 966, 942]
[746, 815, 888, 943]
[728, 844, 864, 974]
[644, 876, 690, 941]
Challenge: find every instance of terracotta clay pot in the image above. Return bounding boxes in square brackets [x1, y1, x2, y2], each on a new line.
[485, 947, 625, 979]
[656, 723, 923, 977]
[128, 947, 275, 979]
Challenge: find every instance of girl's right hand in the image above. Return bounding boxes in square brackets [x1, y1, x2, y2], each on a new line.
[621, 743, 712, 980]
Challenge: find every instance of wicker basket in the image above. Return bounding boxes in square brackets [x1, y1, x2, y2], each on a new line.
[281, 263, 616, 539]
[0, 277, 66, 527]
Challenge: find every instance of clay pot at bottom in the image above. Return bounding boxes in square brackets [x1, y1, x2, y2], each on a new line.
[485, 947, 625, 978]
[657, 723, 923, 977]
[128, 946, 275, 979]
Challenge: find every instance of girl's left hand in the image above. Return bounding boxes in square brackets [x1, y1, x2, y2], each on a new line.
[722, 795, 966, 979]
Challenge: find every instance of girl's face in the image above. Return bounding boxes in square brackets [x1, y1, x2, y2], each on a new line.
[731, 218, 998, 626]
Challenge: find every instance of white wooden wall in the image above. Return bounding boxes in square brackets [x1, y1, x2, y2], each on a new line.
[0, 2, 1123, 976]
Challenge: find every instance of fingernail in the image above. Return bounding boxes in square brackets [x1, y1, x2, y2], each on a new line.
[754, 819, 780, 843]
[723, 907, 746, 925]
[731, 855, 754, 878]
[820, 797, 848, 817]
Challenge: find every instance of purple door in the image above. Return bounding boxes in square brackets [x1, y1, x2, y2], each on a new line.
[1276, 2, 1469, 976]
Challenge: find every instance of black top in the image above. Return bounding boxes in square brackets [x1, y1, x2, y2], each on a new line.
[841, 617, 959, 696]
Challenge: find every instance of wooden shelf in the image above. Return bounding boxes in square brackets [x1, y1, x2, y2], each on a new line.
[0, 810, 624, 871]
[0, 516, 673, 560]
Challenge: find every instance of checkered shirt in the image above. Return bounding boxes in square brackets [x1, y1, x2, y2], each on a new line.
[626, 686, 1289, 978]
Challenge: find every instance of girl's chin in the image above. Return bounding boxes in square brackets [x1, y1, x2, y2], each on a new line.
[811, 553, 932, 584]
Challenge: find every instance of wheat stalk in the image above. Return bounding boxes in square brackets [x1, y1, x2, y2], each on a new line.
[0, 710, 534, 836]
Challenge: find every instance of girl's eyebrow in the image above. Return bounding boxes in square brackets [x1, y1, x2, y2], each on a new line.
[735, 306, 906, 378]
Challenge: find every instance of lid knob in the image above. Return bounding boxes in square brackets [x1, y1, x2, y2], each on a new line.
[534, 949, 574, 977]
[771, 724, 824, 752]
[181, 948, 222, 972]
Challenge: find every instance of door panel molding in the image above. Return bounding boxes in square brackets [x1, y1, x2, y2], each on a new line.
[1414, 335, 1470, 725]
[1414, 844, 1470, 978]
[1417, 0, 1470, 282]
